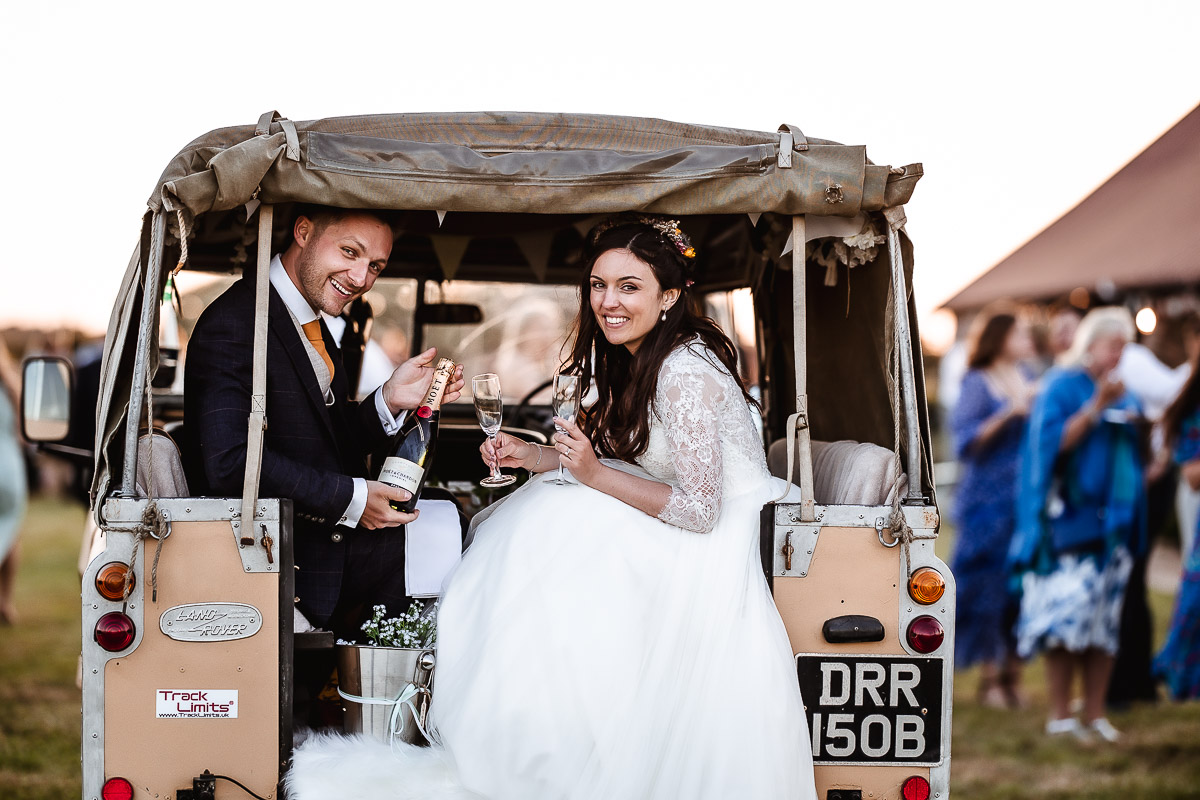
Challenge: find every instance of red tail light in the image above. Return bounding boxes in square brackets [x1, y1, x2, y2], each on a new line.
[902, 775, 931, 800]
[102, 777, 134, 800]
[94, 612, 136, 652]
[905, 615, 944, 654]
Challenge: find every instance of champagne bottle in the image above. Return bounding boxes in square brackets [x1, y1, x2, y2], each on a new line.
[379, 357, 456, 513]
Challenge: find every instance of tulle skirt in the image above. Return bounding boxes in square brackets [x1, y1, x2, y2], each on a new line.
[290, 465, 815, 800]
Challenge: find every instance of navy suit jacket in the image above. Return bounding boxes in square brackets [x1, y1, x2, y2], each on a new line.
[184, 275, 395, 625]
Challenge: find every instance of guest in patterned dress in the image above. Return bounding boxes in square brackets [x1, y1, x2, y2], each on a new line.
[950, 307, 1035, 707]
[1154, 341, 1200, 700]
[1010, 307, 1147, 742]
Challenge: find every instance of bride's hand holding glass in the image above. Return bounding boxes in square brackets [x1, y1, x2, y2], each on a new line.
[551, 416, 601, 485]
[480, 431, 545, 472]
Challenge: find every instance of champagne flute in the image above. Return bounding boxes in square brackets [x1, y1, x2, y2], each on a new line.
[546, 372, 581, 486]
[472, 374, 517, 488]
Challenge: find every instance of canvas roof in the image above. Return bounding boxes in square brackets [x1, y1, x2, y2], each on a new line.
[152, 111, 920, 220]
[92, 111, 928, 507]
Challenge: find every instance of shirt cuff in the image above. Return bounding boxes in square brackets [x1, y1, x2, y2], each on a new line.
[375, 388, 407, 435]
[340, 478, 368, 528]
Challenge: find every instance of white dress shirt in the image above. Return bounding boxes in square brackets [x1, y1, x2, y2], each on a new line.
[269, 255, 404, 528]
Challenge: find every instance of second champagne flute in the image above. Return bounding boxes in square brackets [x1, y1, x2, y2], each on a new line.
[472, 374, 517, 488]
[547, 372, 581, 486]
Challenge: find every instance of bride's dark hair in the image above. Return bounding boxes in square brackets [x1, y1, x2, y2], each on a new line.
[564, 215, 756, 462]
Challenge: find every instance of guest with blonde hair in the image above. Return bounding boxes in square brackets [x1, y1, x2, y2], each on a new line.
[1011, 306, 1146, 741]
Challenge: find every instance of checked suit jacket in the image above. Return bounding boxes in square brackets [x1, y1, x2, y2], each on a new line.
[183, 274, 399, 626]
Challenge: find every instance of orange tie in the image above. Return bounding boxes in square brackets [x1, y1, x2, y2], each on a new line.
[301, 319, 335, 380]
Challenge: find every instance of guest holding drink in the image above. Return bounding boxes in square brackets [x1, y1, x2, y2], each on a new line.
[1010, 307, 1146, 741]
[950, 306, 1035, 707]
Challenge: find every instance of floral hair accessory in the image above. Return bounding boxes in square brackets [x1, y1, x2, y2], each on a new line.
[649, 218, 697, 259]
[685, 279, 695, 287]
[589, 214, 698, 260]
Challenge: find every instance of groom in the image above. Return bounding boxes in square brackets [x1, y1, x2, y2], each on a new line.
[184, 204, 462, 638]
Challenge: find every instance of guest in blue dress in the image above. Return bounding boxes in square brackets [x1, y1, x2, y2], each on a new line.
[1154, 347, 1200, 700]
[950, 307, 1035, 707]
[1010, 307, 1146, 742]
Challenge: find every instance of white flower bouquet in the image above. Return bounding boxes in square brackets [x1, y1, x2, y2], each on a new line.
[339, 601, 437, 649]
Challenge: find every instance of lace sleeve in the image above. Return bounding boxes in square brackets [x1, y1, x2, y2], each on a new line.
[655, 357, 726, 534]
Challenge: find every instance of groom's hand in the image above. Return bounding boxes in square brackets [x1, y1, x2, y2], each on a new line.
[382, 348, 465, 412]
[360, 481, 419, 529]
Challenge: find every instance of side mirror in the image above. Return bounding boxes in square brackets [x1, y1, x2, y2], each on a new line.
[21, 357, 73, 442]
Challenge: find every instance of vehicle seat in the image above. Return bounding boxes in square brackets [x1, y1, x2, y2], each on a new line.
[82, 430, 191, 573]
[766, 438, 907, 506]
[135, 429, 190, 499]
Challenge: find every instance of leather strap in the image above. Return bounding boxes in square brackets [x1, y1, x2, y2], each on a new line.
[773, 215, 815, 520]
[254, 110, 300, 162]
[777, 123, 809, 152]
[240, 205, 274, 545]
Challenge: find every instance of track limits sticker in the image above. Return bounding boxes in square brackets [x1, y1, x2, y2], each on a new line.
[155, 689, 238, 719]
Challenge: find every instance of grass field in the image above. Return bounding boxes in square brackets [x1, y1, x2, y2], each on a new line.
[1, 497, 86, 800]
[1, 495, 1198, 799]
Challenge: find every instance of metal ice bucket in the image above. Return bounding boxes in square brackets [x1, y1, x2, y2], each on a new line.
[336, 644, 435, 745]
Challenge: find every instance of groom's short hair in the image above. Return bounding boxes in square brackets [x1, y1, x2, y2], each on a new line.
[292, 203, 398, 240]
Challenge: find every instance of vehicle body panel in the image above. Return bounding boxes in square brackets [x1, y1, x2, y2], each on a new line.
[45, 110, 947, 799]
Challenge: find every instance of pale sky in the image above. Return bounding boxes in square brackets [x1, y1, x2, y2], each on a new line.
[2, 0, 1197, 351]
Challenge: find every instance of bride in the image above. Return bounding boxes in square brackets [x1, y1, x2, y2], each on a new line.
[290, 216, 817, 800]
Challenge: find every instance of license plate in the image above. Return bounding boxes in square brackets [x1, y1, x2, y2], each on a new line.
[797, 654, 944, 765]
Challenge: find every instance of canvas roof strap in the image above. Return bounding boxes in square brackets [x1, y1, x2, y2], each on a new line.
[776, 123, 810, 170]
[255, 110, 300, 162]
[238, 205, 273, 548]
[773, 215, 816, 521]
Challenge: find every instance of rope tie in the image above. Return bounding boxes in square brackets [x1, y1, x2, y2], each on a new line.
[887, 497, 916, 577]
[121, 500, 168, 604]
[171, 208, 191, 278]
[119, 364, 168, 604]
[882, 262, 915, 575]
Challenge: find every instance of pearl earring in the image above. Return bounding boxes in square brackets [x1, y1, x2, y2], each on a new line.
[661, 309, 667, 322]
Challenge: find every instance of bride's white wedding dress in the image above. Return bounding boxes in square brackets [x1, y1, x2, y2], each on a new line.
[290, 341, 817, 800]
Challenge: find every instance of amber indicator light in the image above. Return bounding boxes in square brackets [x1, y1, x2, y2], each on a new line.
[907, 567, 945, 605]
[95, 562, 134, 601]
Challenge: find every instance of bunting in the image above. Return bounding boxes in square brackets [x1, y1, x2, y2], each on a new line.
[430, 235, 470, 280]
[515, 233, 553, 281]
